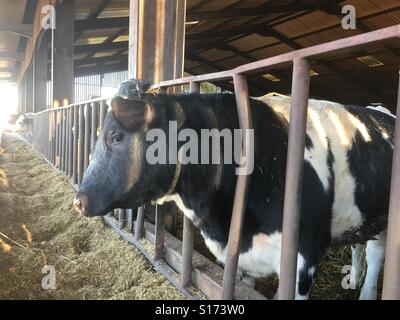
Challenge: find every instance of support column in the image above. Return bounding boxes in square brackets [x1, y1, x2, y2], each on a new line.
[25, 65, 34, 113]
[34, 35, 49, 112]
[128, 0, 186, 84]
[128, 0, 186, 252]
[21, 76, 26, 114]
[52, 0, 74, 107]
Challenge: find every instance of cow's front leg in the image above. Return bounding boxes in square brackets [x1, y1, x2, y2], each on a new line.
[275, 253, 318, 300]
[294, 254, 318, 300]
[359, 231, 386, 300]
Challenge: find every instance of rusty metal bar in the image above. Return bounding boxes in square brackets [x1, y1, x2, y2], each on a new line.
[118, 209, 127, 229]
[99, 100, 107, 132]
[55, 110, 60, 167]
[126, 208, 133, 231]
[382, 70, 400, 300]
[91, 102, 98, 152]
[61, 109, 66, 171]
[154, 205, 165, 261]
[181, 81, 199, 288]
[72, 105, 78, 184]
[65, 108, 69, 174]
[135, 205, 145, 240]
[52, 110, 57, 165]
[68, 107, 74, 177]
[150, 25, 400, 91]
[84, 103, 91, 171]
[278, 58, 311, 300]
[221, 74, 253, 300]
[78, 104, 85, 185]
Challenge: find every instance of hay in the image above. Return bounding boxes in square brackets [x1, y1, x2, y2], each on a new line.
[0, 138, 183, 300]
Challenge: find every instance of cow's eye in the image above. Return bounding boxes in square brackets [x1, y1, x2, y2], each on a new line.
[112, 132, 124, 143]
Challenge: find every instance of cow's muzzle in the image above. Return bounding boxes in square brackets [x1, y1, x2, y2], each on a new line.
[73, 193, 89, 216]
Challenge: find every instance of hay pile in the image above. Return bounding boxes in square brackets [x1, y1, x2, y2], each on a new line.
[0, 136, 183, 300]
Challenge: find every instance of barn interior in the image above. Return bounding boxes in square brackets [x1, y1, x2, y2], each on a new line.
[1, 0, 399, 112]
[1, 0, 400, 301]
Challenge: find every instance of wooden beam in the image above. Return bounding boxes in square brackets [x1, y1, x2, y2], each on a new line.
[74, 0, 113, 40]
[75, 17, 129, 33]
[75, 53, 127, 67]
[0, 21, 33, 38]
[33, 39, 48, 112]
[75, 41, 128, 54]
[52, 0, 75, 106]
[0, 67, 19, 74]
[0, 52, 24, 61]
[187, 0, 340, 21]
[75, 61, 128, 77]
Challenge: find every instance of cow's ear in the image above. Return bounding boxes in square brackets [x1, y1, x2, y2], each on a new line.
[110, 96, 153, 130]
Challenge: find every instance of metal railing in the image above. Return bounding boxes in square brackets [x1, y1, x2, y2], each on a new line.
[32, 24, 400, 300]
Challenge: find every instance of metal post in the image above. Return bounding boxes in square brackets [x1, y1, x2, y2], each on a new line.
[135, 206, 145, 240]
[61, 109, 66, 172]
[78, 104, 85, 185]
[91, 102, 98, 152]
[119, 209, 127, 229]
[382, 70, 400, 300]
[68, 107, 74, 177]
[73, 105, 78, 184]
[84, 103, 90, 171]
[126, 208, 133, 231]
[99, 100, 107, 132]
[154, 205, 165, 261]
[221, 74, 253, 300]
[181, 81, 199, 288]
[278, 58, 311, 300]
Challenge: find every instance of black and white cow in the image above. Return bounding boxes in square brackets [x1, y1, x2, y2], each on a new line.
[73, 79, 395, 299]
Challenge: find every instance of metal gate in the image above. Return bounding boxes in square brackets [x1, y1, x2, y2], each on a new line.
[32, 25, 400, 300]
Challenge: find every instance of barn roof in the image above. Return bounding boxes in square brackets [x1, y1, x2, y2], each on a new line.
[0, 0, 399, 106]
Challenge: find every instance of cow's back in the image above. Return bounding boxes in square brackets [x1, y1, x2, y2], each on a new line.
[258, 95, 394, 244]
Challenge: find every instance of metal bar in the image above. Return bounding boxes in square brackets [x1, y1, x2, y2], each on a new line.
[65, 108, 70, 175]
[221, 74, 253, 300]
[278, 58, 311, 300]
[382, 70, 400, 300]
[118, 209, 127, 229]
[99, 100, 107, 132]
[135, 205, 145, 240]
[61, 109, 66, 172]
[55, 110, 59, 167]
[154, 205, 165, 261]
[68, 107, 74, 177]
[91, 102, 98, 153]
[72, 105, 78, 184]
[84, 103, 91, 171]
[148, 25, 400, 90]
[78, 104, 85, 185]
[181, 81, 199, 288]
[126, 208, 133, 231]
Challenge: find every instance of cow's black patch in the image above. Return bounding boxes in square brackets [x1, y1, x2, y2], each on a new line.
[344, 105, 394, 241]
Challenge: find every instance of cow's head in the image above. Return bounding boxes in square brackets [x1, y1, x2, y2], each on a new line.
[73, 80, 177, 216]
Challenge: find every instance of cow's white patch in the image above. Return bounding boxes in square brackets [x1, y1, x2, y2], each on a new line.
[359, 231, 386, 300]
[259, 96, 366, 240]
[154, 193, 199, 225]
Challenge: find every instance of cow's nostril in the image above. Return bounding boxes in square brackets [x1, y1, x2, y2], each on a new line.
[73, 198, 83, 213]
[73, 193, 89, 215]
